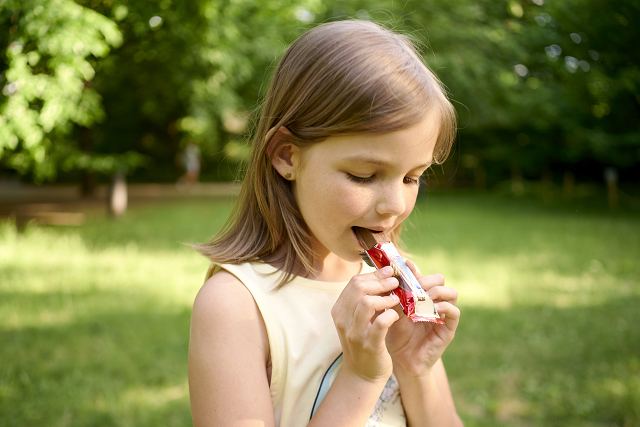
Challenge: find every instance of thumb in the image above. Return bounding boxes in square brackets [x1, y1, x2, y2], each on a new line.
[405, 259, 422, 276]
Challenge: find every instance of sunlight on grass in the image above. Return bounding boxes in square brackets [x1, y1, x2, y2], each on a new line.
[1, 223, 209, 332]
[413, 247, 624, 310]
[121, 383, 188, 409]
[1, 194, 638, 426]
[414, 250, 513, 308]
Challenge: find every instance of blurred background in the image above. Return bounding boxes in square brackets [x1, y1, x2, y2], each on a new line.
[1, 1, 638, 426]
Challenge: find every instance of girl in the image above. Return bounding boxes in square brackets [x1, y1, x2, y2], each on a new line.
[189, 20, 462, 427]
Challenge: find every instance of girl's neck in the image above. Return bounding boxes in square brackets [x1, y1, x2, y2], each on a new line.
[311, 254, 362, 282]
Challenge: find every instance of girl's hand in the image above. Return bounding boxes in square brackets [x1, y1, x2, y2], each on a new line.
[385, 260, 460, 377]
[331, 266, 403, 382]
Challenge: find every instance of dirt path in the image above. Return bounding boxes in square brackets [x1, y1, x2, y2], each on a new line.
[0, 182, 240, 227]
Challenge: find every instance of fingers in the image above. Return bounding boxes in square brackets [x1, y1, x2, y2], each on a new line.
[434, 301, 461, 332]
[375, 265, 396, 279]
[331, 267, 404, 380]
[428, 284, 458, 304]
[368, 308, 400, 343]
[333, 267, 400, 332]
[419, 272, 445, 290]
[348, 294, 401, 354]
[346, 267, 400, 331]
[405, 260, 456, 302]
[371, 266, 401, 293]
[406, 260, 442, 288]
[405, 259, 459, 330]
[352, 293, 400, 330]
[419, 274, 458, 329]
[405, 259, 422, 276]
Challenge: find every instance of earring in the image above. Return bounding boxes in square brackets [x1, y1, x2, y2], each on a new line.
[284, 172, 293, 180]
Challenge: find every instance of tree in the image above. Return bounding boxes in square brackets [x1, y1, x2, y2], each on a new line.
[397, 0, 640, 185]
[0, 0, 126, 181]
[89, 0, 323, 181]
[2, 0, 638, 185]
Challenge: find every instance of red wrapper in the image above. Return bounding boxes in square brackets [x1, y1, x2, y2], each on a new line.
[355, 228, 443, 324]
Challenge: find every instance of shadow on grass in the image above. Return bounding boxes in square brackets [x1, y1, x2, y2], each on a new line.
[0, 288, 193, 427]
[449, 296, 640, 427]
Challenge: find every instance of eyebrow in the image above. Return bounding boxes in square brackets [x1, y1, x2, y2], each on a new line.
[341, 155, 432, 169]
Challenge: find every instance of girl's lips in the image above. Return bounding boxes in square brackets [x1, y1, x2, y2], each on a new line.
[352, 226, 385, 234]
[352, 226, 388, 249]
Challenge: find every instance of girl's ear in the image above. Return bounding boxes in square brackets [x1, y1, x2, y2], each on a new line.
[268, 127, 299, 180]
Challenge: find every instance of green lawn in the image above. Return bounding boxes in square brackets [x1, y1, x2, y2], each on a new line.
[1, 191, 638, 426]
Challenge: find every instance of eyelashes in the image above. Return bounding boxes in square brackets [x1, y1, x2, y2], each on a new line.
[346, 173, 374, 184]
[346, 173, 421, 185]
[405, 176, 420, 185]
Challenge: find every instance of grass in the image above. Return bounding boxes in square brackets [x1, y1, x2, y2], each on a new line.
[1, 191, 638, 426]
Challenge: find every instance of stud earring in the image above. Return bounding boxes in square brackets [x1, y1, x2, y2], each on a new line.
[284, 172, 293, 180]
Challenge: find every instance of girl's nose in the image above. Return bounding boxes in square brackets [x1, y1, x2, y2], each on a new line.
[375, 182, 407, 217]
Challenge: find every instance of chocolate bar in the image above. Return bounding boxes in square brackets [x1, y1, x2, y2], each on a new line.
[354, 227, 442, 324]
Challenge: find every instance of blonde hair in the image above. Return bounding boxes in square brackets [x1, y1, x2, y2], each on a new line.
[198, 20, 456, 284]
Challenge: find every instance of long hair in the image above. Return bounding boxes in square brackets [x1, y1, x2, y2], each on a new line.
[197, 20, 456, 284]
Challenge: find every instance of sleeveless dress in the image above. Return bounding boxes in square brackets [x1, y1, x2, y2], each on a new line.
[207, 262, 407, 426]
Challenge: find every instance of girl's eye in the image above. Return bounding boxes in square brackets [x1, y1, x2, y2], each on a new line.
[346, 173, 374, 184]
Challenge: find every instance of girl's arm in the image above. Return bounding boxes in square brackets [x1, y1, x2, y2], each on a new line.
[307, 367, 389, 426]
[188, 269, 401, 427]
[310, 266, 405, 426]
[189, 272, 275, 427]
[395, 359, 463, 427]
[386, 266, 463, 426]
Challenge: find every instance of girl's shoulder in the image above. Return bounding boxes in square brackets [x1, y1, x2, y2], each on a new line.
[189, 266, 274, 425]
[191, 264, 270, 361]
[194, 266, 257, 319]
[195, 260, 283, 322]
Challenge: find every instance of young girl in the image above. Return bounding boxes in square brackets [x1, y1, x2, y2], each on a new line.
[189, 20, 462, 427]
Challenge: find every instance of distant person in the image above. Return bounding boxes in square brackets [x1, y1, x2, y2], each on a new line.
[179, 142, 201, 185]
[188, 20, 462, 426]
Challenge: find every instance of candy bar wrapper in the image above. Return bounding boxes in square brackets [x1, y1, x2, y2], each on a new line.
[356, 230, 443, 324]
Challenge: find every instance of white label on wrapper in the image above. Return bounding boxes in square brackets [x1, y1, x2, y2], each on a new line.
[413, 297, 439, 321]
[380, 243, 439, 320]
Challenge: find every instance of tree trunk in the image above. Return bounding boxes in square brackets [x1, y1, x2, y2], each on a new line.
[108, 171, 128, 217]
[604, 167, 619, 209]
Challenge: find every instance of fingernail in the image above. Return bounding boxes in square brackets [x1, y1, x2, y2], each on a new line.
[381, 266, 393, 275]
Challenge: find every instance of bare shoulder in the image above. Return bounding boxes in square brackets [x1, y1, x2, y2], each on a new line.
[189, 269, 274, 426]
[192, 269, 257, 320]
[190, 269, 269, 359]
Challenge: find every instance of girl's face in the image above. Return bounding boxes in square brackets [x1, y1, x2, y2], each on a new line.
[291, 111, 440, 266]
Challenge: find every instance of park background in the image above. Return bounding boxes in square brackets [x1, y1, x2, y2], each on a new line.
[1, 0, 639, 426]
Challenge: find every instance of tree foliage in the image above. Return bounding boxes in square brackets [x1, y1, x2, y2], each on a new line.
[1, 0, 638, 184]
[0, 0, 123, 180]
[87, 0, 322, 181]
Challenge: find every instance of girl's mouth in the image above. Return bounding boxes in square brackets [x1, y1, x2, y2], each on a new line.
[352, 226, 386, 250]
[352, 226, 384, 234]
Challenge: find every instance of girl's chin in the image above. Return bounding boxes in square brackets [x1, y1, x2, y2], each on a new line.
[317, 236, 366, 264]
[321, 246, 362, 264]
[337, 249, 366, 263]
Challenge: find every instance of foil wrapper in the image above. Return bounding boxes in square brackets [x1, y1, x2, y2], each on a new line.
[355, 228, 442, 324]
